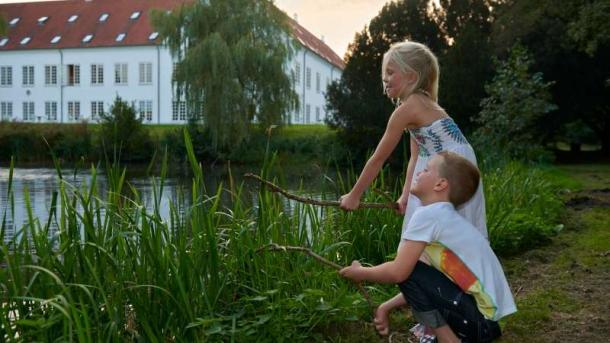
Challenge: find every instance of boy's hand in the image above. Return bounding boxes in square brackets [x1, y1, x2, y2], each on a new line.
[374, 303, 391, 336]
[339, 260, 364, 281]
[339, 193, 360, 211]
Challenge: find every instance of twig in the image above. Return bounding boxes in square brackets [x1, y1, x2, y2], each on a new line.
[257, 243, 375, 311]
[245, 173, 398, 210]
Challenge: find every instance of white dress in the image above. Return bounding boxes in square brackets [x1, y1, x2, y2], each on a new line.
[402, 117, 488, 239]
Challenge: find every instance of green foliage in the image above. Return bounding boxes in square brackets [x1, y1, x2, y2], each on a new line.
[99, 96, 152, 161]
[0, 12, 7, 36]
[0, 123, 91, 162]
[484, 162, 564, 255]
[492, 0, 610, 153]
[151, 0, 298, 154]
[473, 44, 557, 162]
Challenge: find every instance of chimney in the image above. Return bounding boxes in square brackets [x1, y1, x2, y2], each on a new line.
[320, 35, 325, 43]
[293, 13, 298, 22]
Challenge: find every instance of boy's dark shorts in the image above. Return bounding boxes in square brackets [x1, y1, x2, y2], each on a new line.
[398, 261, 502, 343]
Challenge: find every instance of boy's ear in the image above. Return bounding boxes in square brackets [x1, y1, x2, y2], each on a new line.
[433, 178, 449, 192]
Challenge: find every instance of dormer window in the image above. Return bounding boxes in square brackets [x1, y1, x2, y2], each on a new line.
[9, 18, 20, 26]
[116, 33, 126, 42]
[38, 16, 49, 24]
[51, 36, 61, 44]
[130, 11, 141, 20]
[68, 15, 78, 23]
[148, 32, 159, 40]
[99, 13, 109, 22]
[82, 34, 93, 43]
[0, 38, 8, 47]
[20, 37, 31, 45]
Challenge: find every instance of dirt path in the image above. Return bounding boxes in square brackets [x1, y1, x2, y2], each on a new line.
[498, 166, 610, 343]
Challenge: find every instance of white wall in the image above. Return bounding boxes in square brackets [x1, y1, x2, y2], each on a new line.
[0, 44, 341, 125]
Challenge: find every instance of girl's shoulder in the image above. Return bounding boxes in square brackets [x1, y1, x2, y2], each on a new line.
[399, 94, 448, 130]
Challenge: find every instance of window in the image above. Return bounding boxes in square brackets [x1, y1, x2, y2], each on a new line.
[306, 67, 311, 89]
[22, 65, 34, 86]
[67, 64, 80, 85]
[148, 32, 159, 40]
[115, 63, 128, 84]
[91, 64, 103, 85]
[38, 16, 48, 25]
[45, 65, 57, 85]
[0, 102, 13, 120]
[294, 105, 300, 123]
[91, 101, 103, 120]
[0, 38, 8, 47]
[45, 101, 57, 121]
[67, 101, 80, 121]
[172, 101, 186, 121]
[130, 11, 141, 20]
[22, 102, 35, 121]
[294, 62, 301, 85]
[9, 17, 20, 26]
[316, 72, 320, 93]
[139, 62, 152, 84]
[138, 100, 153, 121]
[99, 13, 109, 22]
[116, 33, 126, 42]
[50, 36, 61, 44]
[1, 66, 12, 86]
[82, 34, 93, 43]
[68, 15, 78, 23]
[305, 104, 311, 123]
[20, 37, 30, 45]
[316, 106, 320, 122]
[172, 63, 178, 81]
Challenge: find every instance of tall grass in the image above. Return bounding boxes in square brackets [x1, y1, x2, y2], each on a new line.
[0, 133, 564, 341]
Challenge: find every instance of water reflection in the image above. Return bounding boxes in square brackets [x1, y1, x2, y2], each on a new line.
[0, 165, 337, 244]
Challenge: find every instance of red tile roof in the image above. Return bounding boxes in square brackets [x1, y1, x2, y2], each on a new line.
[0, 0, 344, 69]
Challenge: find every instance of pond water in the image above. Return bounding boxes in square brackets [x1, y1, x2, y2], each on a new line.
[0, 162, 339, 244]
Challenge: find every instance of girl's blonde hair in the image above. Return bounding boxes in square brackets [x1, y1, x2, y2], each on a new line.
[382, 41, 440, 102]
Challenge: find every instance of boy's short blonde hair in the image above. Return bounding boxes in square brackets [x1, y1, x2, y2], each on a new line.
[437, 151, 480, 207]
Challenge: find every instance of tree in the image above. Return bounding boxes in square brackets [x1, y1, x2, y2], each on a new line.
[491, 0, 610, 153]
[151, 0, 297, 154]
[0, 12, 7, 36]
[472, 44, 557, 162]
[99, 96, 151, 161]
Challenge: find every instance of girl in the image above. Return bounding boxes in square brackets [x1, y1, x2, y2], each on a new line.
[339, 41, 488, 341]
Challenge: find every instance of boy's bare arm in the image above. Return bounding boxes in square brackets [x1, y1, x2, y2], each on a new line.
[339, 240, 426, 284]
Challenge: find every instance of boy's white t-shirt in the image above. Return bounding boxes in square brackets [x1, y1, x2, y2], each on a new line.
[402, 202, 517, 321]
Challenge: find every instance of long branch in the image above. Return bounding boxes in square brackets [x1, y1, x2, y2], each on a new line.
[256, 243, 375, 311]
[245, 173, 398, 210]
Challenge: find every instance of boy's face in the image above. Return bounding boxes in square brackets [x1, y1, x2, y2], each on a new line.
[410, 155, 443, 198]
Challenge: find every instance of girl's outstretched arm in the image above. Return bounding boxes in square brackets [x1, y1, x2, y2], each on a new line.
[396, 136, 419, 214]
[340, 107, 412, 210]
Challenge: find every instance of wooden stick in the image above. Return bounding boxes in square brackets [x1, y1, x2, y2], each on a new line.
[257, 243, 375, 311]
[245, 173, 398, 210]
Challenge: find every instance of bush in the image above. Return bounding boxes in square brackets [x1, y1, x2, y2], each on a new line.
[484, 162, 564, 255]
[98, 96, 153, 161]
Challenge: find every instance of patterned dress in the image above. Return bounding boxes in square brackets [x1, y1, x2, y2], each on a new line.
[402, 117, 488, 239]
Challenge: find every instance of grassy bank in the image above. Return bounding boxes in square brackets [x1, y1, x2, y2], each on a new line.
[0, 133, 566, 341]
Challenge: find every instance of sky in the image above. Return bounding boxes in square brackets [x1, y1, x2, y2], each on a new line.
[0, 0, 392, 58]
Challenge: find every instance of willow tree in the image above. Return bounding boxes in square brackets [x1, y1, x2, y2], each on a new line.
[151, 0, 298, 152]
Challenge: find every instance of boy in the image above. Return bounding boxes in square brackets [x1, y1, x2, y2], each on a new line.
[340, 151, 516, 343]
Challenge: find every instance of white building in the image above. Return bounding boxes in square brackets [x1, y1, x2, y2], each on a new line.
[0, 0, 344, 125]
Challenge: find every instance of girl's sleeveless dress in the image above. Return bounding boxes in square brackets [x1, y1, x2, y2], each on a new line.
[402, 117, 488, 239]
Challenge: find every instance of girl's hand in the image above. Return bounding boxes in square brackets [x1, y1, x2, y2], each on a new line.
[339, 193, 360, 211]
[395, 193, 408, 215]
[339, 260, 363, 281]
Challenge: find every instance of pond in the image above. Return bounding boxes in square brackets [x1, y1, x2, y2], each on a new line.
[0, 162, 340, 245]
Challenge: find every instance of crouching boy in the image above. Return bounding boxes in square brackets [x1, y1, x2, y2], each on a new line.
[340, 151, 517, 343]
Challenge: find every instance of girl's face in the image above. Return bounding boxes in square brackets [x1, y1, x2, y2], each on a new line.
[382, 60, 415, 100]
